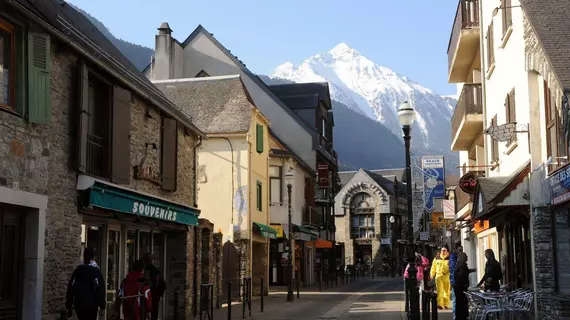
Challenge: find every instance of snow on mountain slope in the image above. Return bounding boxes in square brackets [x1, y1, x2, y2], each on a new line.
[271, 43, 456, 153]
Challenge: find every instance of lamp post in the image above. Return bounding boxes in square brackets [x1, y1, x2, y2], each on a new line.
[389, 215, 395, 277]
[285, 168, 295, 302]
[398, 101, 420, 320]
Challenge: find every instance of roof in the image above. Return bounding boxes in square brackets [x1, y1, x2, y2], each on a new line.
[364, 170, 397, 196]
[520, 0, 570, 89]
[269, 83, 332, 109]
[143, 24, 314, 134]
[338, 168, 406, 186]
[8, 0, 203, 136]
[269, 128, 316, 175]
[153, 76, 253, 134]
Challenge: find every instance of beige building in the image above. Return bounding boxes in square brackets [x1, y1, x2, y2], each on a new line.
[153, 75, 275, 297]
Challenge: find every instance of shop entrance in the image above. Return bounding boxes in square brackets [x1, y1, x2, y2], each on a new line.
[0, 206, 24, 320]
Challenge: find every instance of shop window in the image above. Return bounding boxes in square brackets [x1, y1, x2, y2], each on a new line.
[256, 181, 262, 211]
[77, 61, 131, 184]
[269, 166, 282, 205]
[0, 19, 15, 111]
[554, 209, 570, 294]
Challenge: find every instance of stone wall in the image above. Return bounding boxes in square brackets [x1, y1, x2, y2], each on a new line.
[0, 35, 200, 317]
[196, 219, 222, 313]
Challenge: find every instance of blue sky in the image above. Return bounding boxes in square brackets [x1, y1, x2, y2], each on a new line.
[67, 0, 458, 95]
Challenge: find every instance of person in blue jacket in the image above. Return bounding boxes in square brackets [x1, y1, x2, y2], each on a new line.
[449, 245, 463, 320]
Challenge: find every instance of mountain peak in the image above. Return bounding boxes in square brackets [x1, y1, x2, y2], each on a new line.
[329, 42, 359, 58]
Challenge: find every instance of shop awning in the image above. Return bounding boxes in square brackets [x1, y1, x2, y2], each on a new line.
[253, 222, 278, 239]
[472, 161, 530, 221]
[314, 239, 333, 249]
[293, 225, 318, 241]
[76, 175, 200, 226]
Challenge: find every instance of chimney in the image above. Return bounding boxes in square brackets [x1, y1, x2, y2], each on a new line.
[154, 22, 174, 80]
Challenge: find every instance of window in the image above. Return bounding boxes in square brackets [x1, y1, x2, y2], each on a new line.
[501, 0, 512, 38]
[256, 182, 262, 211]
[545, 81, 568, 171]
[487, 22, 495, 69]
[321, 118, 326, 138]
[488, 118, 499, 164]
[256, 124, 264, 153]
[78, 61, 132, 184]
[0, 19, 15, 110]
[269, 166, 282, 205]
[0, 18, 51, 122]
[505, 89, 517, 145]
[195, 70, 209, 77]
[350, 193, 375, 239]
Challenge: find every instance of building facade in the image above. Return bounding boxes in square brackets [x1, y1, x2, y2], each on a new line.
[334, 169, 405, 272]
[0, 1, 218, 318]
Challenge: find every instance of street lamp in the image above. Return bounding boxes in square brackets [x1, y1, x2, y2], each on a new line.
[284, 167, 295, 302]
[398, 101, 420, 320]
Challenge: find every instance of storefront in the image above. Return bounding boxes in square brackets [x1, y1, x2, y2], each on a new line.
[472, 162, 532, 290]
[77, 175, 200, 319]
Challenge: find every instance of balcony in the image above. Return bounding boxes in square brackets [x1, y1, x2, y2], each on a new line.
[451, 84, 483, 151]
[448, 0, 480, 83]
[302, 206, 321, 228]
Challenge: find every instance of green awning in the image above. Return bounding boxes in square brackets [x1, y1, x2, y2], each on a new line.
[253, 222, 278, 239]
[79, 175, 200, 226]
[293, 224, 318, 240]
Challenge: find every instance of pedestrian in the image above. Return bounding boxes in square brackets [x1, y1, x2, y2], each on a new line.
[477, 249, 502, 292]
[143, 253, 166, 320]
[454, 252, 476, 320]
[65, 247, 106, 320]
[430, 246, 451, 309]
[118, 260, 152, 320]
[404, 252, 429, 304]
[449, 246, 463, 319]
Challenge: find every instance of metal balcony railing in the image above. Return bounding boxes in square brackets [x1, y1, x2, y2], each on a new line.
[86, 133, 107, 177]
[447, 0, 480, 71]
[451, 84, 483, 140]
[302, 206, 321, 227]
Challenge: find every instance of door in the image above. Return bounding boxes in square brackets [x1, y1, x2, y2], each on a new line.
[0, 206, 24, 320]
[106, 230, 120, 319]
[222, 241, 239, 302]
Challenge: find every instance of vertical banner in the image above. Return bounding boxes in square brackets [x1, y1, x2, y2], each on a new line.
[422, 156, 446, 214]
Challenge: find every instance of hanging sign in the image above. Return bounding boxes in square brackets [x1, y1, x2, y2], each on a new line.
[459, 171, 478, 194]
[443, 200, 455, 220]
[317, 163, 330, 188]
[422, 156, 446, 213]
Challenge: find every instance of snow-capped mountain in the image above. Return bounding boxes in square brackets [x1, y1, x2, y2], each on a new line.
[271, 43, 456, 154]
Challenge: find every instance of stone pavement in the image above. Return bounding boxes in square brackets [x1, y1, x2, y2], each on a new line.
[204, 277, 452, 320]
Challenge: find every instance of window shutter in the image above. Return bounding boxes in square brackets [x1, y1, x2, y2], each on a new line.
[77, 61, 89, 172]
[161, 117, 178, 191]
[27, 32, 51, 124]
[510, 90, 516, 122]
[111, 86, 132, 184]
[256, 124, 263, 153]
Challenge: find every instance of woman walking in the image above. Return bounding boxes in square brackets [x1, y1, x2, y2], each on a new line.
[454, 252, 475, 320]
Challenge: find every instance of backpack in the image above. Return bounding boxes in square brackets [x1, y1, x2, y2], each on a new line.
[72, 265, 101, 310]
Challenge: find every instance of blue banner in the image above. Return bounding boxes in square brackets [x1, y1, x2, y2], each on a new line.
[422, 156, 446, 213]
[547, 165, 570, 205]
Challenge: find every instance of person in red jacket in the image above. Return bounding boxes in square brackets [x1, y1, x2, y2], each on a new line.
[118, 260, 152, 320]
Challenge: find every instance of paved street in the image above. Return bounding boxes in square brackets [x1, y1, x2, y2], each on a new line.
[207, 277, 452, 320]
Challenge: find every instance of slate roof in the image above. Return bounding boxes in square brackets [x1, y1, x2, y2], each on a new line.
[338, 168, 406, 187]
[8, 0, 203, 135]
[153, 76, 253, 134]
[269, 83, 332, 109]
[520, 0, 570, 89]
[477, 160, 531, 205]
[365, 170, 398, 196]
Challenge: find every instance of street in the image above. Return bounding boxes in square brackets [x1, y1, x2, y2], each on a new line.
[209, 277, 452, 320]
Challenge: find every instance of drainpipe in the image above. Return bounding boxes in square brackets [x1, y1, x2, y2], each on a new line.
[193, 136, 203, 208]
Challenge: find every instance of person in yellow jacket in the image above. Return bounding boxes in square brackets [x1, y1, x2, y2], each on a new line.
[430, 246, 451, 309]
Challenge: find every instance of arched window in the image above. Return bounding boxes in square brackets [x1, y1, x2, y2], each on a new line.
[350, 193, 375, 239]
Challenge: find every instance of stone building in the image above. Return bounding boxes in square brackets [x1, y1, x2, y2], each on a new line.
[334, 169, 406, 271]
[0, 1, 221, 319]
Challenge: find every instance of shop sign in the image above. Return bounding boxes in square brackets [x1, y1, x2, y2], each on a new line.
[419, 232, 429, 241]
[355, 238, 372, 245]
[294, 232, 312, 241]
[547, 165, 570, 205]
[459, 172, 478, 194]
[443, 200, 455, 220]
[318, 163, 330, 188]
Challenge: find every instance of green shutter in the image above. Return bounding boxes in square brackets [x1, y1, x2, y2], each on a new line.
[27, 32, 51, 124]
[256, 124, 264, 153]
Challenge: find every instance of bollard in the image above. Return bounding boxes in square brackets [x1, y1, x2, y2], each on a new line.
[431, 291, 438, 320]
[210, 284, 214, 320]
[405, 285, 409, 312]
[296, 274, 300, 299]
[421, 290, 430, 320]
[372, 266, 375, 279]
[260, 277, 264, 312]
[319, 270, 322, 291]
[227, 282, 232, 320]
[335, 270, 338, 287]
